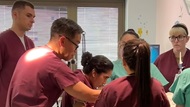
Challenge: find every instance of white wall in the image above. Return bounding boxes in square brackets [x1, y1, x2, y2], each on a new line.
[126, 0, 190, 54]
[126, 0, 156, 44]
[156, 0, 190, 53]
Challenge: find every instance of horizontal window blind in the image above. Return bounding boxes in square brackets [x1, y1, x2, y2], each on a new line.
[77, 7, 118, 69]
[0, 5, 67, 47]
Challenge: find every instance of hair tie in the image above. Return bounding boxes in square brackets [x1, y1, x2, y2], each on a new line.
[172, 24, 188, 35]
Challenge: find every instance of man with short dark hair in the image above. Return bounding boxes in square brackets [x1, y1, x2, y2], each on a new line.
[0, 0, 35, 106]
[6, 17, 100, 107]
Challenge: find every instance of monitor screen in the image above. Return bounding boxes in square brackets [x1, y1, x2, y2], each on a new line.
[150, 44, 160, 63]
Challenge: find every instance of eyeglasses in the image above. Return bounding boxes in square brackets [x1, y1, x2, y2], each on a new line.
[64, 36, 79, 50]
[169, 35, 186, 42]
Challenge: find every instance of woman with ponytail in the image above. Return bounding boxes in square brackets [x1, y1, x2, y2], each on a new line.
[95, 39, 170, 107]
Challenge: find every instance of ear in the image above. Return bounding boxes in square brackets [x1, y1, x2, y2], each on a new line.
[92, 69, 97, 78]
[122, 58, 130, 74]
[12, 11, 17, 19]
[122, 58, 127, 66]
[59, 36, 66, 47]
[122, 58, 129, 70]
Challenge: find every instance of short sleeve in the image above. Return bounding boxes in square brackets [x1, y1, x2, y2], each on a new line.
[160, 87, 171, 107]
[170, 68, 190, 105]
[94, 86, 117, 107]
[54, 64, 79, 89]
[150, 63, 169, 86]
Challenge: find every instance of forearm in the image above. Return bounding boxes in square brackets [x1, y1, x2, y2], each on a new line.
[64, 81, 101, 103]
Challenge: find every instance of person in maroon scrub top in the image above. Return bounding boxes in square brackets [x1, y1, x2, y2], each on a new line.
[6, 17, 100, 107]
[62, 51, 113, 107]
[154, 23, 190, 92]
[95, 39, 170, 107]
[0, 1, 35, 107]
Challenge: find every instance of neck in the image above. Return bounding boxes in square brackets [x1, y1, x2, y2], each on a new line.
[47, 41, 62, 58]
[125, 67, 135, 75]
[128, 72, 135, 76]
[173, 48, 187, 58]
[127, 70, 135, 75]
[84, 74, 95, 88]
[10, 26, 25, 37]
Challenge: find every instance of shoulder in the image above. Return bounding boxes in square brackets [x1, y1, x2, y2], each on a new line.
[186, 48, 190, 56]
[74, 70, 85, 81]
[74, 69, 84, 77]
[0, 29, 12, 35]
[100, 78, 126, 100]
[111, 59, 126, 77]
[152, 78, 162, 86]
[151, 78, 168, 99]
[181, 68, 190, 75]
[105, 77, 124, 88]
[105, 77, 133, 93]
[154, 49, 173, 65]
[112, 59, 121, 64]
[151, 78, 164, 91]
[0, 30, 15, 49]
[112, 59, 121, 68]
[177, 68, 190, 83]
[187, 48, 190, 52]
[0, 29, 13, 41]
[151, 78, 165, 93]
[157, 49, 173, 58]
[26, 46, 63, 66]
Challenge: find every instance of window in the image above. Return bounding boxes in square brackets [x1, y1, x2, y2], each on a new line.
[77, 7, 118, 69]
[0, 6, 12, 32]
[0, 1, 124, 106]
[0, 5, 67, 46]
[0, 0, 125, 70]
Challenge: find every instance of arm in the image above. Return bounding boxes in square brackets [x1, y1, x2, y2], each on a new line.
[64, 81, 100, 103]
[94, 86, 116, 107]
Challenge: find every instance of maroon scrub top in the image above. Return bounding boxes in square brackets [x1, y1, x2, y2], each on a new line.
[0, 29, 34, 107]
[62, 69, 94, 107]
[95, 76, 170, 107]
[6, 46, 79, 107]
[154, 49, 190, 92]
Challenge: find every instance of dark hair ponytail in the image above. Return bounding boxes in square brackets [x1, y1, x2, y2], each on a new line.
[123, 39, 152, 107]
[81, 51, 92, 67]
